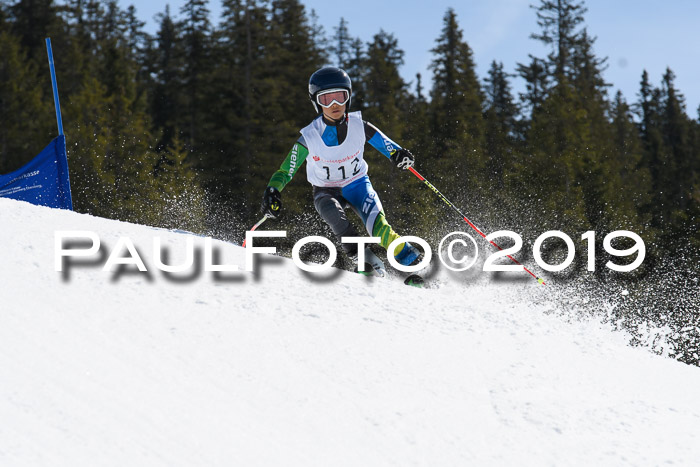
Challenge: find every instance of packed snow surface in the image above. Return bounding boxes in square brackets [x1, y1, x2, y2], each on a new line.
[1, 198, 699, 466]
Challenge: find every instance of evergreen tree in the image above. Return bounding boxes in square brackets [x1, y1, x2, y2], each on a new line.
[609, 90, 652, 232]
[483, 61, 518, 190]
[152, 135, 208, 232]
[0, 30, 53, 173]
[99, 2, 133, 107]
[269, 0, 326, 130]
[530, 0, 587, 82]
[262, 0, 326, 200]
[637, 70, 674, 233]
[403, 72, 429, 157]
[61, 75, 118, 217]
[8, 0, 57, 61]
[514, 0, 618, 237]
[307, 8, 327, 53]
[326, 18, 366, 111]
[361, 30, 416, 233]
[83, 0, 108, 44]
[400, 71, 440, 241]
[570, 28, 619, 235]
[415, 73, 425, 102]
[124, 4, 150, 104]
[637, 70, 663, 205]
[428, 8, 485, 195]
[571, 29, 608, 102]
[345, 37, 366, 111]
[516, 55, 549, 121]
[205, 0, 270, 215]
[661, 69, 694, 216]
[149, 5, 184, 152]
[54, 0, 93, 97]
[636, 68, 700, 254]
[329, 17, 352, 68]
[362, 30, 407, 139]
[692, 109, 700, 253]
[179, 0, 212, 151]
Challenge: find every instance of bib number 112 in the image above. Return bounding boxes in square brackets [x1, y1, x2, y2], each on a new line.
[322, 157, 361, 180]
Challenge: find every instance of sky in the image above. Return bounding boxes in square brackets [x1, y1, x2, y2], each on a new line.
[120, 0, 700, 115]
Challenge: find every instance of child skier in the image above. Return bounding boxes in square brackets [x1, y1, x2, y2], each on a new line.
[261, 66, 420, 276]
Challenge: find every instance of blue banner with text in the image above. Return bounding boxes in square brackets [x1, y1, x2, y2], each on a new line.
[0, 135, 73, 210]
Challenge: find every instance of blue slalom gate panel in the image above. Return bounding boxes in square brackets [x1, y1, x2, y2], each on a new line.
[0, 135, 73, 210]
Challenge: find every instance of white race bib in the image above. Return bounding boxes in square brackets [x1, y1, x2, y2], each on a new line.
[300, 111, 368, 188]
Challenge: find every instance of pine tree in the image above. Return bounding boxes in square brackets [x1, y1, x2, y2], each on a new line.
[326, 18, 367, 113]
[209, 0, 326, 220]
[179, 0, 212, 151]
[428, 8, 485, 196]
[261, 0, 326, 216]
[307, 8, 327, 53]
[329, 17, 352, 68]
[149, 5, 184, 152]
[637, 70, 673, 232]
[661, 69, 694, 213]
[530, 0, 587, 82]
[61, 75, 117, 217]
[609, 90, 652, 232]
[692, 108, 700, 253]
[0, 30, 53, 173]
[483, 61, 518, 191]
[571, 28, 620, 235]
[345, 37, 366, 111]
[361, 30, 415, 233]
[124, 4, 150, 103]
[206, 0, 276, 223]
[636, 68, 700, 253]
[660, 68, 697, 247]
[638, 70, 662, 201]
[514, 0, 617, 236]
[99, 2, 133, 107]
[53, 0, 93, 97]
[403, 73, 429, 157]
[516, 55, 549, 121]
[152, 135, 208, 232]
[362, 30, 407, 139]
[8, 0, 57, 61]
[400, 72, 440, 242]
[269, 0, 326, 130]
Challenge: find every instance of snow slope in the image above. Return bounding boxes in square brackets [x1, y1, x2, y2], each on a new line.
[1, 197, 700, 466]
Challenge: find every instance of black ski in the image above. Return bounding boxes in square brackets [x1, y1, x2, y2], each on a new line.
[403, 274, 424, 288]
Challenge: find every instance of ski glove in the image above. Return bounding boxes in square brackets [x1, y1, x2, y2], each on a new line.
[390, 148, 415, 170]
[261, 186, 282, 219]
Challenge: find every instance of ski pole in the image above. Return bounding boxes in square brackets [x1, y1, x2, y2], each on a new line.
[407, 166, 545, 285]
[242, 214, 272, 248]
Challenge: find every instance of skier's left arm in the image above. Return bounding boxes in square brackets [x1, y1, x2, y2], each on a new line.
[364, 121, 415, 170]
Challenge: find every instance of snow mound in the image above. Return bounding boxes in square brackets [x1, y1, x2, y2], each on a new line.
[1, 198, 699, 466]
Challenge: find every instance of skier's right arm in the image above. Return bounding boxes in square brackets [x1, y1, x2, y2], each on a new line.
[267, 139, 309, 191]
[262, 138, 309, 218]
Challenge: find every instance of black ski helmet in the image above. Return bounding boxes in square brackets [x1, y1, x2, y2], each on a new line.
[308, 67, 352, 113]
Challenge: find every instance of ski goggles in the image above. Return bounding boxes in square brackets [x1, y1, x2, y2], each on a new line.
[316, 88, 350, 108]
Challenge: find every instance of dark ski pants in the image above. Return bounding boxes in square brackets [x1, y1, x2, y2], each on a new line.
[312, 176, 384, 256]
